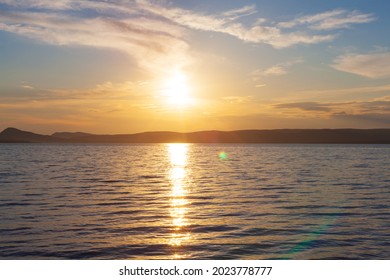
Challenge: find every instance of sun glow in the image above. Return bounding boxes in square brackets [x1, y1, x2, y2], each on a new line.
[162, 71, 192, 107]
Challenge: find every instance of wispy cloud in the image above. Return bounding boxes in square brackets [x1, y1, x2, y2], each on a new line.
[0, 0, 375, 65]
[222, 4, 257, 19]
[20, 81, 34, 90]
[278, 9, 375, 30]
[0, 79, 162, 132]
[287, 84, 390, 104]
[275, 102, 334, 112]
[222, 95, 252, 104]
[254, 65, 288, 77]
[0, 0, 189, 74]
[333, 112, 390, 126]
[271, 97, 390, 127]
[332, 51, 390, 78]
[251, 58, 303, 79]
[0, 80, 153, 104]
[274, 97, 390, 118]
[137, 0, 336, 48]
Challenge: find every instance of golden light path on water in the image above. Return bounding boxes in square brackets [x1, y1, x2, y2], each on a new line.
[167, 143, 191, 259]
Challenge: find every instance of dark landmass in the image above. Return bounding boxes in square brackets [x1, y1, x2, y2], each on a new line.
[0, 127, 58, 143]
[52, 131, 94, 139]
[1, 127, 390, 143]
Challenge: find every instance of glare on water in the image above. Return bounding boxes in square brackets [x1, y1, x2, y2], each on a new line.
[167, 144, 191, 256]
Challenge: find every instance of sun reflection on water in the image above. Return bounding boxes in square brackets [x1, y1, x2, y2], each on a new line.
[167, 143, 191, 258]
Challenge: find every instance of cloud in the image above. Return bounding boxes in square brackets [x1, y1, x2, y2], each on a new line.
[260, 65, 287, 76]
[0, 0, 377, 76]
[0, 0, 72, 9]
[332, 52, 390, 78]
[274, 97, 390, 115]
[333, 112, 390, 126]
[20, 81, 34, 90]
[254, 18, 267, 25]
[137, 1, 336, 48]
[222, 95, 252, 104]
[0, 80, 153, 104]
[0, 1, 189, 74]
[252, 67, 283, 79]
[278, 9, 375, 30]
[272, 97, 390, 127]
[0, 79, 163, 132]
[222, 4, 257, 19]
[275, 102, 333, 112]
[251, 58, 303, 79]
[283, 84, 390, 107]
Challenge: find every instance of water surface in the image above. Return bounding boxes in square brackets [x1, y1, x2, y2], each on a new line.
[0, 144, 389, 259]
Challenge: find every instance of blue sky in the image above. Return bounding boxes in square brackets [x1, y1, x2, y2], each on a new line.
[0, 0, 389, 133]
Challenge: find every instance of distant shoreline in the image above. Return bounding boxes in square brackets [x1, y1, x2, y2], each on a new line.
[1, 127, 390, 144]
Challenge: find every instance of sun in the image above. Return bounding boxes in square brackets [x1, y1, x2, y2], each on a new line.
[162, 71, 192, 107]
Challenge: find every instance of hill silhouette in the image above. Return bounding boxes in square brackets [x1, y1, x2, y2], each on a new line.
[52, 132, 93, 139]
[0, 127, 390, 144]
[0, 127, 58, 143]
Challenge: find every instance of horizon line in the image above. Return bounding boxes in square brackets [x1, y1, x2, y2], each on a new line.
[2, 126, 390, 136]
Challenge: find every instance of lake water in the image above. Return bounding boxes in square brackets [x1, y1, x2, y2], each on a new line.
[0, 144, 389, 259]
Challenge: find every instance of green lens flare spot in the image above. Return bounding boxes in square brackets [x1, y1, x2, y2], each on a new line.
[219, 151, 227, 160]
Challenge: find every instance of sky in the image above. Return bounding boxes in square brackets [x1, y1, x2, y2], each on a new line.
[0, 0, 389, 134]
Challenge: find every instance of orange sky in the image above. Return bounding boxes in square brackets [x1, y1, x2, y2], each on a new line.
[0, 0, 389, 134]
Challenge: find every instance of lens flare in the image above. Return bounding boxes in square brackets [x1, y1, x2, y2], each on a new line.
[219, 151, 228, 160]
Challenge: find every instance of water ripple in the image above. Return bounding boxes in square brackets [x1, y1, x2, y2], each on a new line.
[0, 143, 389, 259]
